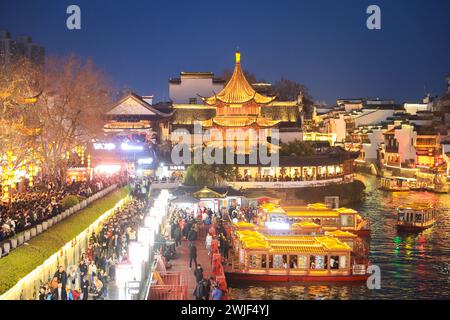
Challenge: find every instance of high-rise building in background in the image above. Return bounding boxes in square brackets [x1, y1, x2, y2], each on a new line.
[0, 30, 45, 66]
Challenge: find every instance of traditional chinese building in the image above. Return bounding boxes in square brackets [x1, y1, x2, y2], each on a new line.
[104, 92, 173, 142]
[171, 52, 303, 151]
[94, 92, 174, 173]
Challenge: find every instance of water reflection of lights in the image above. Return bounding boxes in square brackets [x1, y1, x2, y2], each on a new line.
[404, 235, 414, 257]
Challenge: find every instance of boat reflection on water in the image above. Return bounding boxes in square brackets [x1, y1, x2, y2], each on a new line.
[228, 174, 450, 300]
[228, 282, 364, 300]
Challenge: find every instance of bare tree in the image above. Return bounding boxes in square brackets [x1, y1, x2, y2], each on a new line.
[35, 55, 112, 184]
[272, 77, 314, 111]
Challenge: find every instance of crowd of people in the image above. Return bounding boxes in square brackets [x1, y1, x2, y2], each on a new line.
[229, 205, 258, 224]
[38, 198, 147, 300]
[165, 205, 232, 300]
[0, 174, 126, 243]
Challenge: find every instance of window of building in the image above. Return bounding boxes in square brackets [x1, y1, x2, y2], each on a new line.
[189, 97, 197, 104]
[261, 254, 267, 268]
[310, 255, 327, 270]
[296, 255, 307, 270]
[249, 254, 261, 268]
[339, 256, 347, 269]
[340, 214, 354, 227]
[271, 254, 287, 269]
[330, 256, 339, 269]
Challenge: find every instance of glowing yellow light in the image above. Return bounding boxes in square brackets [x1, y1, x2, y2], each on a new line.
[235, 51, 241, 63]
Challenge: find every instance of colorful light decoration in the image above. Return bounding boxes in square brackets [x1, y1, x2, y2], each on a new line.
[0, 146, 43, 198]
[80, 146, 85, 165]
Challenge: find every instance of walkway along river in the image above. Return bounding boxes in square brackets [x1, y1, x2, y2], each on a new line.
[228, 174, 450, 300]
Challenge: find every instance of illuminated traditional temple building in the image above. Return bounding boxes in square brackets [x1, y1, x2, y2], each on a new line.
[171, 52, 303, 151]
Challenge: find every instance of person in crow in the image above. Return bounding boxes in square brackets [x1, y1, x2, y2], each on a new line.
[80, 276, 90, 300]
[173, 224, 182, 247]
[54, 266, 68, 289]
[222, 237, 230, 260]
[203, 276, 213, 300]
[187, 224, 198, 245]
[193, 278, 209, 300]
[78, 259, 88, 283]
[212, 284, 223, 300]
[184, 219, 193, 239]
[201, 278, 211, 300]
[189, 244, 198, 269]
[38, 287, 46, 300]
[194, 264, 204, 283]
[52, 282, 67, 300]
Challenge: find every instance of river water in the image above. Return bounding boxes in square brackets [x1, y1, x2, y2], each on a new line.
[228, 174, 450, 300]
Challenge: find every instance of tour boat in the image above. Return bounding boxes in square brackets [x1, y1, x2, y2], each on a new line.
[396, 203, 438, 232]
[379, 176, 413, 192]
[225, 229, 369, 282]
[259, 202, 371, 237]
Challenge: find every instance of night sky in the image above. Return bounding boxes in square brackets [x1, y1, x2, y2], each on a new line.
[1, 0, 450, 104]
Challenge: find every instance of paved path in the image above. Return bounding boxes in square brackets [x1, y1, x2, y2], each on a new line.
[167, 228, 212, 300]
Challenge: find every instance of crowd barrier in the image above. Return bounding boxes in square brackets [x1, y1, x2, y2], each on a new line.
[0, 184, 118, 259]
[0, 189, 130, 300]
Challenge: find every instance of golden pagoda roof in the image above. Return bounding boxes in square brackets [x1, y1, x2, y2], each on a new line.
[202, 52, 276, 105]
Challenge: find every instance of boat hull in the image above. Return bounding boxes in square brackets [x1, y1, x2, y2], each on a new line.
[225, 271, 369, 283]
[355, 229, 371, 237]
[379, 187, 410, 192]
[396, 224, 433, 232]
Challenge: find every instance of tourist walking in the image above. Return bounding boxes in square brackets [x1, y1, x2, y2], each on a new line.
[173, 224, 182, 247]
[194, 264, 204, 283]
[187, 224, 198, 245]
[205, 232, 212, 255]
[189, 244, 198, 269]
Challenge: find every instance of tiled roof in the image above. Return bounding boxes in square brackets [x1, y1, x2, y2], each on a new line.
[202, 52, 275, 105]
[106, 92, 173, 117]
